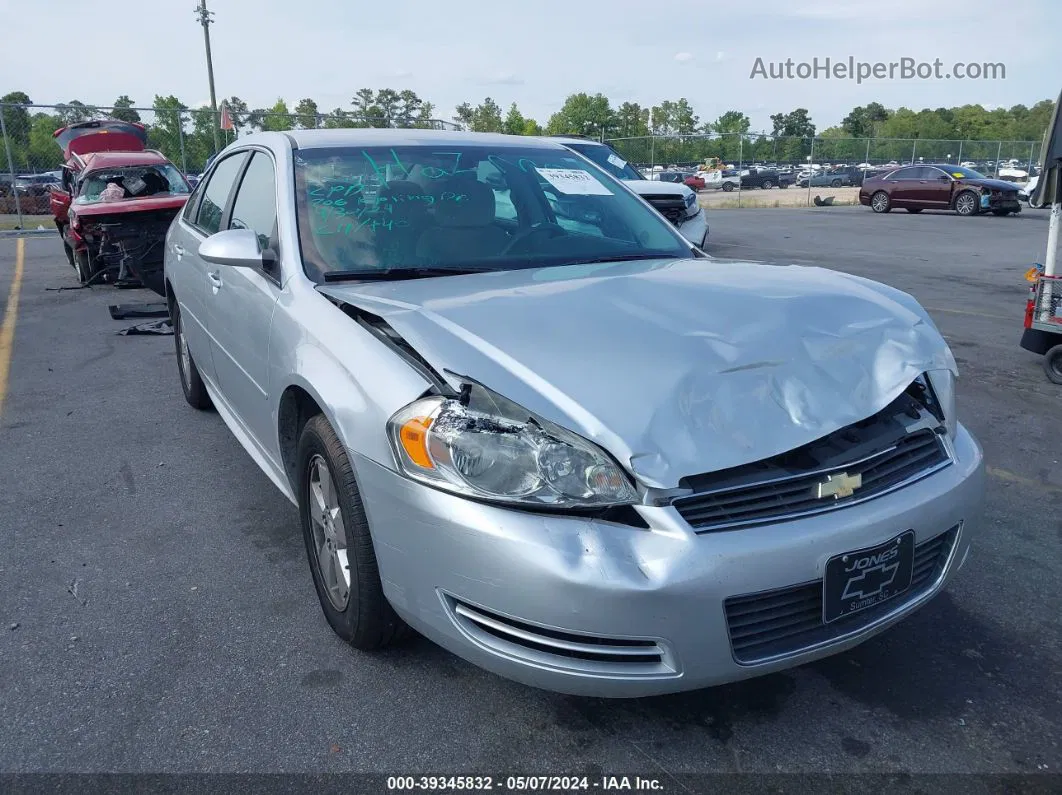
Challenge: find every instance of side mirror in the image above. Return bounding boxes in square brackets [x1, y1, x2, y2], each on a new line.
[198, 228, 263, 268]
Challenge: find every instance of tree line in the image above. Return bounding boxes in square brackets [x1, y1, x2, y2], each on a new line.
[1, 89, 1055, 174]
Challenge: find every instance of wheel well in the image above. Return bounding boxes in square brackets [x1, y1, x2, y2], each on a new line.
[278, 386, 323, 492]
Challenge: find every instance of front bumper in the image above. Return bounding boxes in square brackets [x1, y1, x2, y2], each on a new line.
[353, 423, 983, 697]
[676, 207, 708, 247]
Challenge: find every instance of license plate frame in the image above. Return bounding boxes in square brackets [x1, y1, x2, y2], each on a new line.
[823, 530, 915, 624]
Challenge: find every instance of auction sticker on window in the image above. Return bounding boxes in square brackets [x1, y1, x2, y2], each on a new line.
[607, 153, 627, 169]
[535, 168, 613, 195]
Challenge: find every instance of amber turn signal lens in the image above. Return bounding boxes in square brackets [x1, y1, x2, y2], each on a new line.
[399, 416, 434, 469]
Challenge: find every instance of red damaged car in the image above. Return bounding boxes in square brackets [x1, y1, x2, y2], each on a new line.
[50, 119, 192, 295]
[859, 164, 1023, 217]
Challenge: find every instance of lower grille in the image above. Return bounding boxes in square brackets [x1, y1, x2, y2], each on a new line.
[448, 598, 674, 675]
[724, 525, 959, 664]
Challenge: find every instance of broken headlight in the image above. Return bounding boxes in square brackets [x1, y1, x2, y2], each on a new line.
[387, 386, 637, 507]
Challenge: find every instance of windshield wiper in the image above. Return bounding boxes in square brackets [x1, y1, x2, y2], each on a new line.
[321, 267, 491, 283]
[559, 253, 682, 266]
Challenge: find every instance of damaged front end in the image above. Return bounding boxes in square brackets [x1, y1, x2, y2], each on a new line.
[70, 207, 178, 296]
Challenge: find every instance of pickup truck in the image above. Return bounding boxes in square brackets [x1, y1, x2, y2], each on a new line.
[740, 167, 794, 190]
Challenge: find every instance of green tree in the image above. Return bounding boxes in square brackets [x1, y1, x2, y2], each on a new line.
[522, 118, 543, 136]
[712, 110, 751, 135]
[323, 108, 357, 129]
[452, 98, 504, 132]
[546, 92, 615, 137]
[149, 95, 188, 168]
[294, 98, 319, 129]
[614, 102, 649, 137]
[502, 103, 526, 135]
[27, 112, 63, 171]
[770, 108, 815, 138]
[260, 98, 291, 132]
[111, 95, 141, 123]
[453, 102, 474, 130]
[840, 102, 889, 138]
[55, 100, 98, 126]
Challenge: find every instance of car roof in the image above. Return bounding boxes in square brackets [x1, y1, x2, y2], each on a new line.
[272, 129, 573, 151]
[80, 150, 172, 170]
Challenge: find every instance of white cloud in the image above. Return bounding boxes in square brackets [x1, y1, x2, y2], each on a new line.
[715, 51, 726, 62]
[674, 52, 694, 63]
[480, 71, 524, 86]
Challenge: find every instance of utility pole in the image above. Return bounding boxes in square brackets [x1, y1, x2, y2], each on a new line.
[195, 0, 221, 153]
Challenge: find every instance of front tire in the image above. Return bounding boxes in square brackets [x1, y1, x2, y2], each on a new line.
[721, 182, 734, 192]
[761, 180, 773, 189]
[954, 190, 979, 216]
[297, 414, 407, 650]
[75, 250, 93, 284]
[171, 300, 213, 410]
[871, 191, 891, 213]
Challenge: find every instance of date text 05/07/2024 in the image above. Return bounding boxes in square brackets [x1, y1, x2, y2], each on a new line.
[386, 775, 665, 791]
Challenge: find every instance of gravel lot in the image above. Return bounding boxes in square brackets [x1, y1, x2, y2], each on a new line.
[0, 206, 1059, 786]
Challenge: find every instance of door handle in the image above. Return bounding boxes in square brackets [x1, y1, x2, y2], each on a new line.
[207, 271, 223, 289]
[173, 243, 184, 260]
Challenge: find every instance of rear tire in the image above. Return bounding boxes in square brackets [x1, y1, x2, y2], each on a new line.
[297, 413, 408, 650]
[171, 299, 213, 410]
[761, 180, 773, 189]
[830, 178, 843, 188]
[1044, 345, 1062, 385]
[870, 191, 891, 213]
[721, 182, 734, 192]
[954, 190, 979, 216]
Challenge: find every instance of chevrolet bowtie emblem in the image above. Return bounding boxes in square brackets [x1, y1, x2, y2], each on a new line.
[815, 471, 863, 500]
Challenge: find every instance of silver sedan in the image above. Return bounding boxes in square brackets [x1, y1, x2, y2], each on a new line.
[163, 130, 984, 697]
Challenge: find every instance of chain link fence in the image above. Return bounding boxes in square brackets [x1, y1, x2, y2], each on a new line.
[0, 102, 459, 223]
[605, 132, 1041, 178]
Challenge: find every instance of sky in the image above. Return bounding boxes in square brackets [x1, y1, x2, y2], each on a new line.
[2, 0, 1059, 132]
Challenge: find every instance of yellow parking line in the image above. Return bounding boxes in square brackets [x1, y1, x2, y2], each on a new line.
[987, 465, 1062, 494]
[0, 238, 25, 422]
[924, 307, 1013, 321]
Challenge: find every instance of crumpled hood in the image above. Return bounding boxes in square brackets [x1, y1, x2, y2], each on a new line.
[320, 258, 955, 489]
[626, 180, 694, 198]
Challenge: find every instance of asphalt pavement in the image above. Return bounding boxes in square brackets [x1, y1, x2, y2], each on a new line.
[0, 207, 1059, 784]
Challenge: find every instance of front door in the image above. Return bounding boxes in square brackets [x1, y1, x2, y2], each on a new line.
[205, 150, 283, 463]
[172, 150, 251, 389]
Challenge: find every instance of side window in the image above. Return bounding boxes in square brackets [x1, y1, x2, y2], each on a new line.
[228, 152, 278, 252]
[194, 152, 249, 235]
[889, 167, 918, 180]
[182, 176, 207, 222]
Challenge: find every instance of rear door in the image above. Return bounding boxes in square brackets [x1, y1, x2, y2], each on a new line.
[205, 149, 284, 460]
[883, 167, 922, 206]
[170, 150, 251, 389]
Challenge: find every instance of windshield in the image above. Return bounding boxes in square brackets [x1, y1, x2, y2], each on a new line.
[944, 166, 987, 180]
[75, 163, 190, 204]
[294, 144, 690, 281]
[562, 142, 644, 181]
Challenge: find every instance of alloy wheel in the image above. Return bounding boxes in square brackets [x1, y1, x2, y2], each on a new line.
[307, 454, 350, 611]
[871, 193, 888, 212]
[956, 193, 976, 215]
